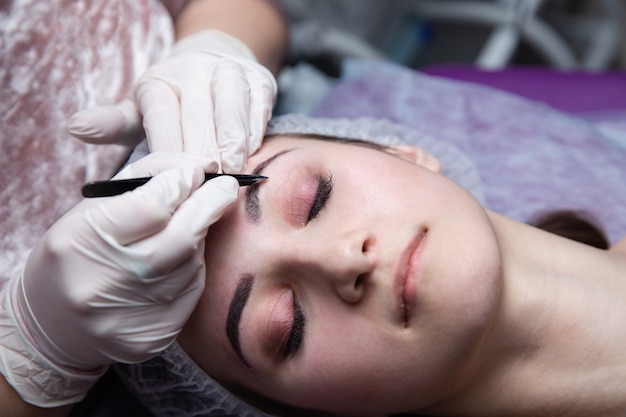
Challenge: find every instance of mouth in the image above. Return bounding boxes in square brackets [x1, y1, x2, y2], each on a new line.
[394, 229, 428, 327]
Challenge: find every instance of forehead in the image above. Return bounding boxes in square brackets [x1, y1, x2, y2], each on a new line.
[256, 134, 381, 154]
[253, 134, 327, 156]
[248, 134, 396, 171]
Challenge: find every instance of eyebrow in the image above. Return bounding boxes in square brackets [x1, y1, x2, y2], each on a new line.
[244, 149, 294, 223]
[226, 273, 254, 369]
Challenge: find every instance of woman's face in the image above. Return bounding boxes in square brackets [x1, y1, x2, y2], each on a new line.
[179, 135, 503, 415]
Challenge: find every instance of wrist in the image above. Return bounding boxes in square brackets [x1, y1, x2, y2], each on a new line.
[170, 29, 257, 62]
[0, 276, 105, 407]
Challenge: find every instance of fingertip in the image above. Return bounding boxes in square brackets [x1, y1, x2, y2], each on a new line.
[67, 100, 141, 147]
[67, 108, 112, 142]
[204, 174, 239, 197]
[220, 152, 247, 173]
[138, 168, 198, 211]
[154, 174, 238, 240]
[193, 175, 239, 216]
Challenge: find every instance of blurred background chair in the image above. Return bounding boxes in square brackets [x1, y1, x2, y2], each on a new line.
[277, 0, 626, 130]
[281, 0, 625, 70]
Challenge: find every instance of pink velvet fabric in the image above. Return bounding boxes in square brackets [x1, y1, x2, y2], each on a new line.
[0, 0, 174, 284]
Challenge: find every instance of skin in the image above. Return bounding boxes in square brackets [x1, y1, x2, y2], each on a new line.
[179, 135, 626, 416]
[175, 0, 287, 75]
[179, 135, 504, 415]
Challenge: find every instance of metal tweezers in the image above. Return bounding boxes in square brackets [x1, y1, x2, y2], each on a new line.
[81, 174, 267, 198]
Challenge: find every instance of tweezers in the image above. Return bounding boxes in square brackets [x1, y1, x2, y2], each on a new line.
[81, 173, 267, 198]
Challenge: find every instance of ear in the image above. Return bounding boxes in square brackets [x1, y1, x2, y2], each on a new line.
[389, 145, 442, 173]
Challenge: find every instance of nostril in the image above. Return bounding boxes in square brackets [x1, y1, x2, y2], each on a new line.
[361, 234, 375, 254]
[355, 274, 366, 289]
[362, 239, 370, 253]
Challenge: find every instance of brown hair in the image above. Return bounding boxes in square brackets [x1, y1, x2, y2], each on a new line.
[530, 210, 609, 249]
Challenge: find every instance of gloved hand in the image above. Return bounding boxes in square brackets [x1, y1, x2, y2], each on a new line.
[68, 29, 277, 172]
[0, 152, 238, 407]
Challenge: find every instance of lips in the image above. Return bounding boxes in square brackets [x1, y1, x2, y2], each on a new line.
[394, 230, 427, 326]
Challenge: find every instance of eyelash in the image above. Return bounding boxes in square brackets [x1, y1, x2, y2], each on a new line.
[307, 172, 333, 223]
[283, 298, 305, 359]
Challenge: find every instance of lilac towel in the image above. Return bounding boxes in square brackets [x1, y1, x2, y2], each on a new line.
[313, 60, 626, 244]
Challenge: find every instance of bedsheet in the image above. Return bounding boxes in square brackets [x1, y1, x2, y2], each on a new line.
[312, 60, 626, 244]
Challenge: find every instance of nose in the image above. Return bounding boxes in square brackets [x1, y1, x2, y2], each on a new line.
[295, 229, 375, 304]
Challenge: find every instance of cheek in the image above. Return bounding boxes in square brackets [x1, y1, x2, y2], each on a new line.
[414, 194, 503, 376]
[426, 198, 503, 321]
[419, 177, 503, 309]
[281, 313, 422, 414]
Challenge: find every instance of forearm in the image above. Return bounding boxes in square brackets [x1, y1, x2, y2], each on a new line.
[0, 374, 71, 417]
[175, 0, 288, 75]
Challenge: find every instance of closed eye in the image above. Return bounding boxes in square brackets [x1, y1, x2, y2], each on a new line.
[307, 172, 333, 223]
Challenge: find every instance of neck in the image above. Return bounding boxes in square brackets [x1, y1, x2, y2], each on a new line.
[426, 212, 626, 417]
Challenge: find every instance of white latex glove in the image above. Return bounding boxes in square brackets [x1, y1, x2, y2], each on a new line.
[68, 29, 277, 172]
[0, 152, 238, 407]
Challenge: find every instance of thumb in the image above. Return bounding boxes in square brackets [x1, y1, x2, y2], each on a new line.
[68, 98, 144, 148]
